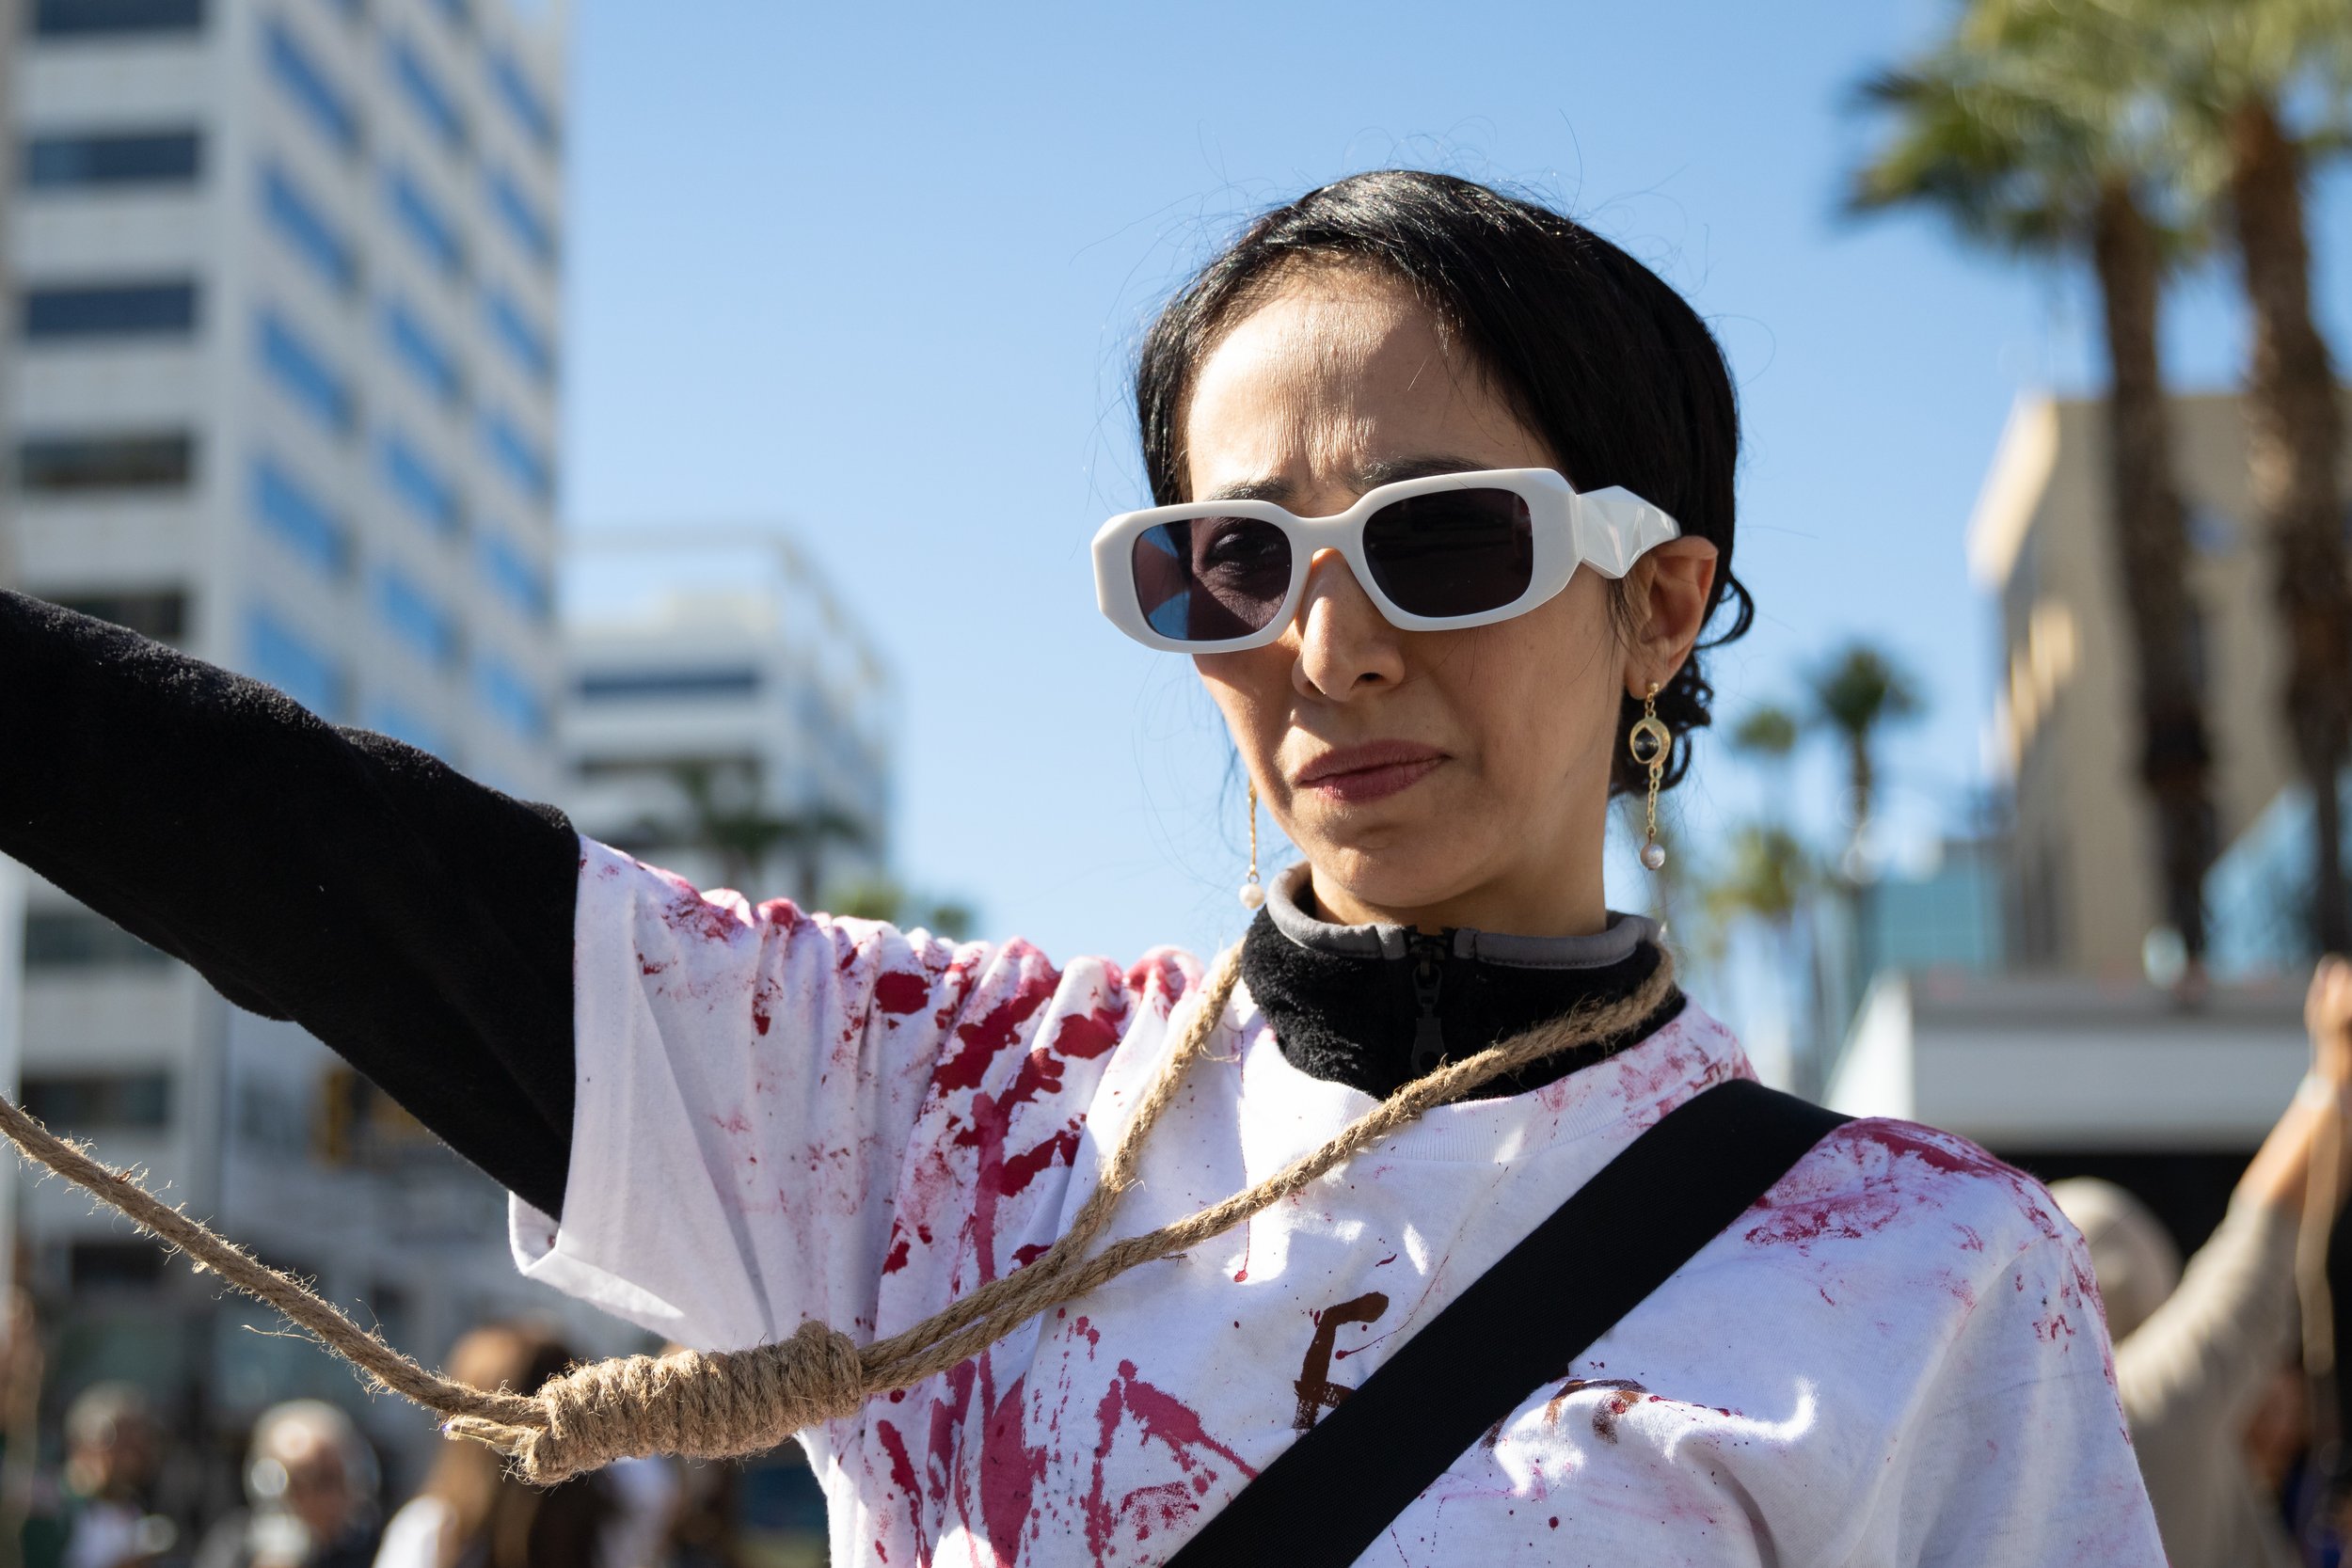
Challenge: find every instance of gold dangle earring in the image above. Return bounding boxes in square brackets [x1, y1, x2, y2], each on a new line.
[1629, 683, 1672, 871]
[1239, 781, 1266, 910]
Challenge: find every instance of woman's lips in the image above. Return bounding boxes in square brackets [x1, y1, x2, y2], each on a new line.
[1294, 742, 1446, 805]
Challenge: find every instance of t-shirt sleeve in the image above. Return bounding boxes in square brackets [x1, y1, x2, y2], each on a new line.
[1877, 1230, 2165, 1566]
[510, 838, 1094, 1354]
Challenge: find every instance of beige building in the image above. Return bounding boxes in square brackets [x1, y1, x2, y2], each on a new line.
[1966, 388, 2351, 978]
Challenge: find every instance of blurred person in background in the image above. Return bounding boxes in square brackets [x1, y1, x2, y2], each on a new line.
[194, 1402, 381, 1568]
[2053, 954, 2352, 1568]
[371, 1325, 617, 1568]
[59, 1385, 173, 1568]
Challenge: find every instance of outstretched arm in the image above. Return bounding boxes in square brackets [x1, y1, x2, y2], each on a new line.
[0, 590, 577, 1214]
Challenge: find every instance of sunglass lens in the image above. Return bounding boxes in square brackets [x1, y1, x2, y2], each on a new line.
[1362, 488, 1534, 619]
[1131, 517, 1292, 642]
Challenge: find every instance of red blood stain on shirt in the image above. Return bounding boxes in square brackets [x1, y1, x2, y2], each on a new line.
[872, 1419, 930, 1562]
[875, 970, 931, 1016]
[932, 957, 1063, 1098]
[977, 1371, 1049, 1563]
[708, 1110, 752, 1136]
[1084, 1360, 1256, 1561]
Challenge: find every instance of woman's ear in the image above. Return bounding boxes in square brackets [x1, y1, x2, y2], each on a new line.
[1624, 538, 1720, 696]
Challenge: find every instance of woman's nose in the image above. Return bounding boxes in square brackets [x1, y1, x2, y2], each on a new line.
[1294, 548, 1406, 700]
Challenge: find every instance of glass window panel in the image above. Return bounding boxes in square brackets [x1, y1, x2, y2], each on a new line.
[388, 34, 467, 151]
[479, 404, 549, 503]
[474, 652, 547, 738]
[50, 590, 188, 641]
[382, 296, 464, 405]
[33, 0, 202, 37]
[24, 129, 201, 187]
[251, 452, 351, 579]
[257, 309, 355, 434]
[264, 17, 360, 154]
[261, 161, 357, 293]
[385, 164, 465, 278]
[20, 432, 193, 492]
[24, 280, 198, 339]
[478, 529, 550, 623]
[245, 602, 348, 717]
[485, 164, 555, 267]
[22, 913, 169, 972]
[487, 46, 559, 153]
[483, 287, 552, 385]
[372, 562, 459, 668]
[377, 426, 463, 536]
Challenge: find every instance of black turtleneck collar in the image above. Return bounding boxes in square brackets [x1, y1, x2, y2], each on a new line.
[1240, 863, 1686, 1102]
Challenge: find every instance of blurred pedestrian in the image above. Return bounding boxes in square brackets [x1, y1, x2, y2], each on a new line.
[193, 1402, 381, 1568]
[372, 1326, 615, 1568]
[2053, 954, 2352, 1568]
[59, 1385, 172, 1568]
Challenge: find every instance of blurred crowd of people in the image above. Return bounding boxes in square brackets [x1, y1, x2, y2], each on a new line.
[13, 1323, 824, 1568]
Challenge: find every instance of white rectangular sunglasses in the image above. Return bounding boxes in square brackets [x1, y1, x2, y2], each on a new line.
[1091, 467, 1681, 652]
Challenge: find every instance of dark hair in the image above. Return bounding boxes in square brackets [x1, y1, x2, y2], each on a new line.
[1135, 169, 1750, 796]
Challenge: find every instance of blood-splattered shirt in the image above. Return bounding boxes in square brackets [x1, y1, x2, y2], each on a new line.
[511, 840, 2162, 1566]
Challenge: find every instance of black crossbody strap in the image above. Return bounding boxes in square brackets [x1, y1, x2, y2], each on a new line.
[1166, 1078, 1850, 1568]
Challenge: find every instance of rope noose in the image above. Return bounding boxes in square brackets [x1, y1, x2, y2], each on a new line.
[0, 945, 1674, 1484]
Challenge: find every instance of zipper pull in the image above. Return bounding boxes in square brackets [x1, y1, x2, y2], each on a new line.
[1408, 932, 1447, 1078]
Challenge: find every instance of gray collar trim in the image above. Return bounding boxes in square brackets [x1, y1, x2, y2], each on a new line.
[1263, 862, 1660, 970]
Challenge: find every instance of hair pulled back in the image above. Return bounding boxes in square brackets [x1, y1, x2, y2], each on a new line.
[1134, 169, 1750, 796]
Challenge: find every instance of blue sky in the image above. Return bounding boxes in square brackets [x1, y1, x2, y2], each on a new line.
[558, 1, 2352, 978]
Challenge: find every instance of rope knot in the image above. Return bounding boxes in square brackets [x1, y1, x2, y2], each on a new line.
[498, 1321, 867, 1484]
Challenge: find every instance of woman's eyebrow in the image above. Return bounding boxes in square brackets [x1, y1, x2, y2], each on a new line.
[1199, 455, 1492, 507]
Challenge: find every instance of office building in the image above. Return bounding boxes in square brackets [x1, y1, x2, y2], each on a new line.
[1966, 388, 2352, 978]
[1, 0, 606, 1475]
[562, 529, 895, 907]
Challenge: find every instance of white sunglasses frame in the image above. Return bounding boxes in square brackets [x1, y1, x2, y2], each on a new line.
[1090, 467, 1682, 654]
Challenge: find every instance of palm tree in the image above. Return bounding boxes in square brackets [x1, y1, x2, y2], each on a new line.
[1851, 17, 2221, 960]
[1806, 643, 1925, 877]
[2141, 0, 2352, 952]
[668, 761, 873, 902]
[1730, 705, 1803, 825]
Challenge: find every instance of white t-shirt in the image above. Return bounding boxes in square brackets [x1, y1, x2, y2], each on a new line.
[512, 840, 2162, 1566]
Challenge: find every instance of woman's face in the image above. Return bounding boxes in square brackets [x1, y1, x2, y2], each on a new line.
[1184, 265, 1719, 935]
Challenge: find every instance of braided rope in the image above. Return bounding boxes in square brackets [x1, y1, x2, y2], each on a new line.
[0, 943, 1675, 1483]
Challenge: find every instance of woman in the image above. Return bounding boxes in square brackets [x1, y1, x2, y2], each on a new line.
[0, 171, 2159, 1563]
[372, 1326, 621, 1568]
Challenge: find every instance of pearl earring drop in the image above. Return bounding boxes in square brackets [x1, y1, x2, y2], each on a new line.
[1240, 781, 1266, 910]
[1629, 683, 1671, 872]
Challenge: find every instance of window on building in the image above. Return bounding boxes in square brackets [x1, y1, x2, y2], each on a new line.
[360, 693, 449, 757]
[19, 432, 193, 493]
[69, 1241, 167, 1291]
[474, 652, 547, 739]
[479, 405, 549, 503]
[261, 161, 357, 293]
[251, 452, 351, 579]
[24, 129, 201, 188]
[388, 34, 467, 152]
[478, 530, 549, 623]
[429, 0, 470, 29]
[381, 296, 464, 406]
[24, 908, 168, 968]
[385, 164, 465, 279]
[258, 309, 355, 434]
[485, 164, 555, 268]
[576, 666, 761, 702]
[264, 17, 361, 155]
[23, 279, 198, 340]
[24, 1070, 172, 1128]
[482, 286, 552, 386]
[50, 589, 188, 641]
[372, 562, 459, 668]
[487, 46, 559, 154]
[33, 0, 203, 37]
[246, 602, 348, 717]
[377, 427, 463, 536]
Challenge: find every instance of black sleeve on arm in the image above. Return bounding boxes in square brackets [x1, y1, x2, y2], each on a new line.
[0, 589, 577, 1216]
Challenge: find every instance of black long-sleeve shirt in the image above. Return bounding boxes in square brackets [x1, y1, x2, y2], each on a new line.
[1, 589, 580, 1216]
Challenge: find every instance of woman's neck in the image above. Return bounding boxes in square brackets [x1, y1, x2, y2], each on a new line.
[1306, 865, 1612, 938]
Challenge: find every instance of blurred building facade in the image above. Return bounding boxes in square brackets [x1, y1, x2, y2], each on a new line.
[1967, 388, 2352, 979]
[561, 530, 895, 906]
[0, 0, 613, 1493]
